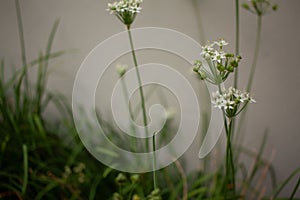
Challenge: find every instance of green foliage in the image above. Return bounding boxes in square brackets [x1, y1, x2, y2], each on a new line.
[1, 0, 299, 199]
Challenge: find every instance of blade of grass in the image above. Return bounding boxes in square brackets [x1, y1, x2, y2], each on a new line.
[21, 144, 28, 195]
[36, 52, 44, 115]
[89, 174, 103, 200]
[4, 51, 65, 91]
[289, 177, 300, 200]
[15, 0, 28, 89]
[271, 167, 300, 199]
[174, 159, 188, 200]
[35, 181, 59, 200]
[44, 19, 60, 69]
[236, 145, 277, 190]
[248, 130, 269, 186]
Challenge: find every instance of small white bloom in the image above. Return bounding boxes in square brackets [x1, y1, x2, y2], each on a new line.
[211, 87, 255, 112]
[214, 39, 229, 47]
[107, 0, 142, 25]
[201, 44, 214, 59]
[212, 50, 226, 63]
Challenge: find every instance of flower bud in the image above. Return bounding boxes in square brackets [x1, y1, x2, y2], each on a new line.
[272, 4, 278, 11]
[227, 65, 234, 72]
[151, 188, 160, 196]
[242, 3, 250, 10]
[217, 64, 225, 72]
[116, 64, 127, 77]
[130, 174, 139, 183]
[113, 192, 123, 200]
[230, 60, 238, 68]
[199, 71, 207, 80]
[132, 194, 141, 200]
[115, 173, 127, 185]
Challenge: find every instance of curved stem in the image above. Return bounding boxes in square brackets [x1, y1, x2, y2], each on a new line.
[127, 26, 150, 152]
[247, 15, 262, 92]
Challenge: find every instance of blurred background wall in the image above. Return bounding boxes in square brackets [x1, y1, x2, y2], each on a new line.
[1, 0, 299, 196]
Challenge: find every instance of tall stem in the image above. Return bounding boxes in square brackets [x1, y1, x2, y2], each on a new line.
[217, 86, 235, 198]
[224, 119, 235, 198]
[126, 26, 150, 152]
[233, 0, 240, 88]
[247, 15, 262, 92]
[120, 77, 137, 151]
[152, 134, 158, 190]
[15, 0, 28, 90]
[235, 15, 262, 147]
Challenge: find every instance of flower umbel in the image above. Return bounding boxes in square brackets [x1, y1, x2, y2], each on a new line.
[242, 0, 278, 16]
[212, 87, 255, 118]
[194, 39, 241, 84]
[107, 0, 142, 26]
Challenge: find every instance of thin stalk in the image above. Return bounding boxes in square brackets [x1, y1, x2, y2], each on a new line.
[232, 0, 239, 158]
[126, 26, 150, 152]
[224, 119, 236, 198]
[247, 15, 262, 92]
[15, 0, 28, 90]
[217, 86, 236, 198]
[120, 77, 137, 151]
[289, 177, 300, 200]
[174, 159, 188, 200]
[234, 0, 240, 88]
[235, 14, 262, 145]
[21, 144, 28, 196]
[191, 0, 206, 44]
[271, 167, 300, 199]
[152, 134, 158, 190]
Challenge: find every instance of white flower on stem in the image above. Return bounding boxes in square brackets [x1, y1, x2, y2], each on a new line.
[200, 44, 214, 59]
[214, 39, 229, 48]
[107, 0, 142, 25]
[211, 87, 255, 117]
[212, 50, 226, 63]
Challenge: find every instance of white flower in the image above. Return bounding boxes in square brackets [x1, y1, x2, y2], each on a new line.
[211, 87, 255, 114]
[200, 44, 214, 59]
[107, 0, 142, 25]
[212, 50, 226, 63]
[214, 39, 229, 47]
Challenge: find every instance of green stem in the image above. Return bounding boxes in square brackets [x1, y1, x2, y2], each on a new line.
[120, 77, 137, 152]
[217, 87, 235, 198]
[247, 15, 262, 92]
[235, 15, 262, 147]
[234, 0, 240, 88]
[152, 133, 158, 190]
[22, 144, 28, 196]
[289, 177, 300, 200]
[15, 0, 29, 90]
[224, 119, 236, 199]
[191, 0, 206, 44]
[126, 26, 150, 152]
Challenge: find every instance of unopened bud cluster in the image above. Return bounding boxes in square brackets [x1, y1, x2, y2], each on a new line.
[242, 0, 278, 16]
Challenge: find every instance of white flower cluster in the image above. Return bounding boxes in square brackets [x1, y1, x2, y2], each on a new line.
[108, 0, 142, 14]
[200, 39, 228, 62]
[212, 87, 255, 110]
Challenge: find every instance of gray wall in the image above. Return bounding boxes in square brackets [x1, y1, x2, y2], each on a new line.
[1, 0, 299, 197]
